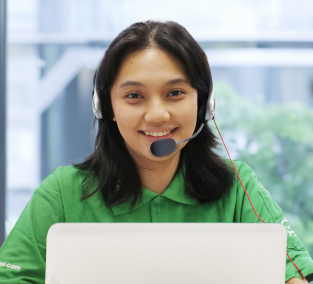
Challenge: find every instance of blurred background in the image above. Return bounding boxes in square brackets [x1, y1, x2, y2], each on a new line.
[1, 0, 313, 259]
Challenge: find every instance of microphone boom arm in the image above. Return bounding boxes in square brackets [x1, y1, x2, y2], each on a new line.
[176, 123, 204, 145]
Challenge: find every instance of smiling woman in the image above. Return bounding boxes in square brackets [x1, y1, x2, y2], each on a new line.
[76, 20, 235, 207]
[110, 48, 198, 194]
[0, 20, 313, 284]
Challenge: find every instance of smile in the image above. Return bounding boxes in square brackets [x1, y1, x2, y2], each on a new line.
[139, 128, 178, 142]
[143, 130, 171, 137]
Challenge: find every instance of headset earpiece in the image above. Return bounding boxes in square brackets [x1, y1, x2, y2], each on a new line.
[92, 69, 103, 120]
[205, 89, 216, 122]
[201, 51, 216, 122]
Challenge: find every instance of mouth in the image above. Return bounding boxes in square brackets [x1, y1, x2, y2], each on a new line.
[139, 128, 178, 142]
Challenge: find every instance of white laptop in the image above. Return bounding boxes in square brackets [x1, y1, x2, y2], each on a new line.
[45, 223, 287, 284]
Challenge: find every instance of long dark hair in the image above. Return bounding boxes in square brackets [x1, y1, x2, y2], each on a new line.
[75, 20, 235, 208]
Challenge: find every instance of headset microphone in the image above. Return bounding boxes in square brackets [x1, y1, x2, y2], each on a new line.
[150, 89, 215, 157]
[150, 124, 205, 157]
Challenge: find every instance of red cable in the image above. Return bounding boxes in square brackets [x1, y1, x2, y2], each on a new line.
[213, 118, 305, 279]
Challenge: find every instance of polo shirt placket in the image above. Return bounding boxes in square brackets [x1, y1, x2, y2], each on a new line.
[151, 196, 167, 222]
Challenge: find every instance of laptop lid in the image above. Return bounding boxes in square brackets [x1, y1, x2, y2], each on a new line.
[45, 223, 287, 284]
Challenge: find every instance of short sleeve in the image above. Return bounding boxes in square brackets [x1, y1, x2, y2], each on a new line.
[0, 169, 65, 284]
[234, 162, 313, 282]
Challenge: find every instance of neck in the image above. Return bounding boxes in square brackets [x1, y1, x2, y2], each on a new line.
[133, 153, 181, 194]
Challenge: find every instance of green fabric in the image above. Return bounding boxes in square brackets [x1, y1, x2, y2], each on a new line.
[0, 161, 313, 283]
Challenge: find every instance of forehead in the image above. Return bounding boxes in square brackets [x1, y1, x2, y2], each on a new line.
[113, 48, 189, 86]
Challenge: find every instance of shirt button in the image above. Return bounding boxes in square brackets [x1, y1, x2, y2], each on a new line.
[156, 207, 162, 214]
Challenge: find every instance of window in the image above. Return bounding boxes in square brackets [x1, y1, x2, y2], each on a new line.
[5, 0, 313, 258]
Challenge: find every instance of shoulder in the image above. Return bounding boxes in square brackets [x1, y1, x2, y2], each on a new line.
[224, 160, 272, 209]
[41, 165, 90, 188]
[223, 159, 259, 191]
[47, 165, 88, 180]
[225, 159, 269, 196]
[35, 166, 93, 204]
[224, 160, 255, 177]
[225, 160, 281, 223]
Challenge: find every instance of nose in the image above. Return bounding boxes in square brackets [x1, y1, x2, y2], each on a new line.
[144, 99, 170, 124]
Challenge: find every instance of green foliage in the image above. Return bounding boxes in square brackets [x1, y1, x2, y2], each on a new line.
[213, 82, 313, 256]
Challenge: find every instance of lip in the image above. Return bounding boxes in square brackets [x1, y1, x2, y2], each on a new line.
[139, 128, 178, 143]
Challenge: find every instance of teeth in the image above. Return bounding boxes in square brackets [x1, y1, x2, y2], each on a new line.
[144, 130, 171, 137]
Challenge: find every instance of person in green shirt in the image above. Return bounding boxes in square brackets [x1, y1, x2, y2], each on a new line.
[1, 20, 313, 284]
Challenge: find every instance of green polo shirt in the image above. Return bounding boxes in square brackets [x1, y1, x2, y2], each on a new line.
[0, 161, 313, 283]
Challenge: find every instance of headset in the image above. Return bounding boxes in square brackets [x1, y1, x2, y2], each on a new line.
[92, 69, 103, 120]
[92, 67, 215, 156]
[92, 69, 216, 122]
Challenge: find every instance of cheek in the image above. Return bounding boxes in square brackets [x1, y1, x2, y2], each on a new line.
[114, 106, 141, 136]
[183, 97, 198, 127]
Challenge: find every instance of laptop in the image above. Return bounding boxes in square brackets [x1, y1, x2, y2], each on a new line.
[45, 223, 287, 284]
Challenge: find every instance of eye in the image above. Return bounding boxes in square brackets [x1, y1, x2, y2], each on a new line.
[126, 93, 143, 99]
[167, 90, 184, 97]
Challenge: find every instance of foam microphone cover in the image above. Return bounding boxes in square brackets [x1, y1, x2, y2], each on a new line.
[150, 139, 177, 157]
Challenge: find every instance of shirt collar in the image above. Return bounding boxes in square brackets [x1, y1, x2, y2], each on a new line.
[110, 188, 158, 216]
[161, 171, 199, 206]
[111, 171, 199, 216]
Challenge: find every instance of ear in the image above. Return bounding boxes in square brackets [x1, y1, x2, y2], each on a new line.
[113, 117, 116, 121]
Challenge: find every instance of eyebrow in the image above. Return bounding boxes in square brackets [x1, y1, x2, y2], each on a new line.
[119, 78, 190, 88]
[120, 81, 144, 88]
[166, 78, 190, 85]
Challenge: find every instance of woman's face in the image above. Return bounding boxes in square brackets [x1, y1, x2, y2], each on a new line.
[110, 48, 198, 165]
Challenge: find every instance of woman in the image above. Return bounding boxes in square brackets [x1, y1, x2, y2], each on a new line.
[0, 21, 312, 283]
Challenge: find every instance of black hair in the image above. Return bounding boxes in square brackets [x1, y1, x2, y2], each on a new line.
[75, 20, 235, 208]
